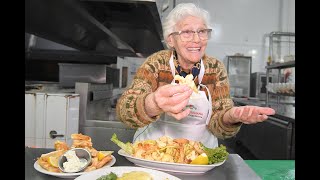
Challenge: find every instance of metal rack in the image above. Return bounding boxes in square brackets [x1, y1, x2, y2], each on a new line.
[268, 31, 295, 65]
[266, 32, 295, 120]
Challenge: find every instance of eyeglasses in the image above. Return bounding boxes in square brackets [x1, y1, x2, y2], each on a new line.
[170, 29, 212, 42]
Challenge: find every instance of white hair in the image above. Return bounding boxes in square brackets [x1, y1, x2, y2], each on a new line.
[162, 3, 211, 48]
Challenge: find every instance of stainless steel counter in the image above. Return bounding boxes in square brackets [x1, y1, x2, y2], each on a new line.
[26, 148, 261, 180]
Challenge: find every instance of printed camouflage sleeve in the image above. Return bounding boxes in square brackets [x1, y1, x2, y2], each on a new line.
[206, 59, 242, 139]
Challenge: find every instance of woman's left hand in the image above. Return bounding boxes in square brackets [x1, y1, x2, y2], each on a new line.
[228, 106, 276, 124]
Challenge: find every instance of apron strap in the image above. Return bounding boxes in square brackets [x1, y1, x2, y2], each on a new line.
[199, 84, 212, 125]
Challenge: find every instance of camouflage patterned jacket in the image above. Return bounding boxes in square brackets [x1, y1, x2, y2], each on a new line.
[116, 50, 242, 139]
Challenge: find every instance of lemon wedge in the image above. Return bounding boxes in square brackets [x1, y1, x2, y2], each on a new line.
[190, 153, 209, 165]
[97, 151, 113, 161]
[48, 156, 59, 167]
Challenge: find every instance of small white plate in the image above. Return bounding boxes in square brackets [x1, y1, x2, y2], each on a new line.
[74, 166, 181, 180]
[118, 149, 226, 174]
[34, 155, 116, 179]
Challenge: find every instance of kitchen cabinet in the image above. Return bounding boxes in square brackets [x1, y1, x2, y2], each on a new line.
[233, 98, 295, 160]
[225, 55, 252, 97]
[234, 116, 294, 159]
[25, 84, 80, 148]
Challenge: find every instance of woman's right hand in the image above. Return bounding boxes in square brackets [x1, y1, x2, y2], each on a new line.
[145, 84, 193, 120]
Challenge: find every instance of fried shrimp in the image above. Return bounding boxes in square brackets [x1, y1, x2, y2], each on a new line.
[71, 133, 91, 141]
[84, 155, 112, 172]
[173, 138, 189, 144]
[54, 141, 69, 151]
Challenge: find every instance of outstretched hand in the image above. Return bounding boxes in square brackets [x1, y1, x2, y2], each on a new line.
[228, 106, 276, 124]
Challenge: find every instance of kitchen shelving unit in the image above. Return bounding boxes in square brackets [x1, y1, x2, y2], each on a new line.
[265, 32, 295, 120]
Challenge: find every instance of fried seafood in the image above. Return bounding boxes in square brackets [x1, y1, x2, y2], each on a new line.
[72, 139, 93, 148]
[71, 133, 98, 158]
[95, 155, 113, 169]
[112, 133, 204, 164]
[112, 133, 229, 165]
[71, 133, 93, 148]
[54, 141, 69, 151]
[173, 138, 189, 144]
[37, 150, 66, 172]
[37, 133, 113, 173]
[71, 133, 91, 141]
[84, 155, 113, 172]
[37, 158, 61, 173]
[136, 136, 198, 164]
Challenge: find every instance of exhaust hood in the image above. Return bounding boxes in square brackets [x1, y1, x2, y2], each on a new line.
[25, 0, 165, 58]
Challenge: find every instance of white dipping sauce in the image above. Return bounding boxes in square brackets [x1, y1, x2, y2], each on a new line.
[63, 150, 88, 172]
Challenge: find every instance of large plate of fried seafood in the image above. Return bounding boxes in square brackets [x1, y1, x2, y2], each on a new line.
[112, 134, 227, 174]
[34, 133, 116, 179]
[118, 149, 224, 174]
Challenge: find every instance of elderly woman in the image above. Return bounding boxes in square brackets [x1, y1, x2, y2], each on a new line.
[116, 3, 275, 148]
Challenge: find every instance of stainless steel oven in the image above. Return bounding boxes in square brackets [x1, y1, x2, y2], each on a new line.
[250, 72, 278, 100]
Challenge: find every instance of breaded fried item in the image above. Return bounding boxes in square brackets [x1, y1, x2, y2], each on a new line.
[39, 150, 65, 161]
[54, 140, 69, 151]
[173, 138, 189, 144]
[174, 74, 199, 93]
[37, 158, 61, 173]
[37, 150, 66, 173]
[72, 139, 93, 148]
[84, 155, 112, 172]
[71, 133, 93, 149]
[37, 133, 112, 173]
[71, 133, 91, 141]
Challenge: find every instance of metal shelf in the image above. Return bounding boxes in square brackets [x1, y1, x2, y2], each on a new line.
[25, 49, 117, 64]
[266, 61, 295, 69]
[266, 32, 295, 107]
[268, 91, 295, 97]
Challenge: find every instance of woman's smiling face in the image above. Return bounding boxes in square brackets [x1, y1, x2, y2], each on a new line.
[167, 16, 209, 68]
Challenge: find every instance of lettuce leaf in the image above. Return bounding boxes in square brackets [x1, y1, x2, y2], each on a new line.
[110, 133, 133, 155]
[201, 144, 229, 164]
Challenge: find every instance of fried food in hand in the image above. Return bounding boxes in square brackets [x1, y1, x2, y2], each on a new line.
[174, 74, 199, 93]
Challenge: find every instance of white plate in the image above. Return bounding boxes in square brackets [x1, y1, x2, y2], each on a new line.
[118, 149, 226, 174]
[34, 155, 116, 179]
[74, 166, 181, 180]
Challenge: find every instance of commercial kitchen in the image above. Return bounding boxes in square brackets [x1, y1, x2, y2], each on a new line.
[25, 0, 295, 179]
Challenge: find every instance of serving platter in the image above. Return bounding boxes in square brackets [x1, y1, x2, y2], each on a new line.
[74, 166, 181, 180]
[34, 155, 116, 179]
[118, 149, 225, 174]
